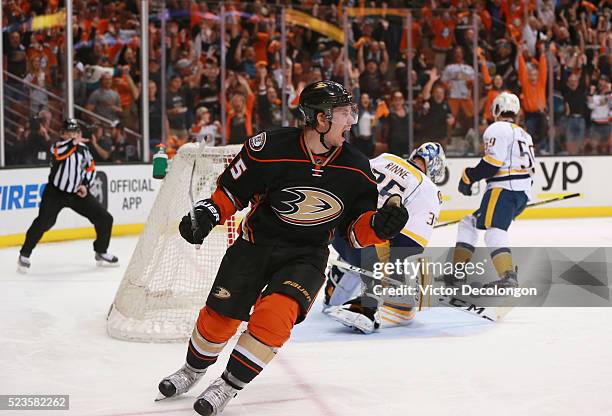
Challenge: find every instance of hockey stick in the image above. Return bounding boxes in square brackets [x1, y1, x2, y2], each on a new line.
[434, 192, 582, 229]
[188, 143, 210, 250]
[328, 258, 500, 322]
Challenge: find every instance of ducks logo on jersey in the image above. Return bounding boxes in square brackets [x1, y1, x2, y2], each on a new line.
[272, 187, 344, 226]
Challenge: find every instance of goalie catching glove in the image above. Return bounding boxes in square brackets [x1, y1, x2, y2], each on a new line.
[372, 195, 409, 240]
[179, 199, 221, 245]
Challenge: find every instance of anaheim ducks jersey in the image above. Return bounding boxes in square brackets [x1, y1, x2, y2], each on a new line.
[482, 121, 536, 198]
[370, 153, 442, 247]
[215, 127, 379, 247]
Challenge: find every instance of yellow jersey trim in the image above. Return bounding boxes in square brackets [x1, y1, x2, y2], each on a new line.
[483, 154, 504, 167]
[383, 154, 423, 184]
[485, 188, 503, 228]
[494, 168, 530, 176]
[400, 229, 428, 247]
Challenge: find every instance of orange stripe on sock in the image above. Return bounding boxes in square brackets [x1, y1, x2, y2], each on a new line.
[188, 343, 217, 361]
[231, 353, 261, 374]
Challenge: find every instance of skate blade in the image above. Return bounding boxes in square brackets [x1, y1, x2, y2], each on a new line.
[154, 392, 173, 402]
[96, 261, 120, 267]
[17, 265, 29, 274]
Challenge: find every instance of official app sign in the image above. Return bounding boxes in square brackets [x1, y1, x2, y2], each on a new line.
[0, 165, 159, 238]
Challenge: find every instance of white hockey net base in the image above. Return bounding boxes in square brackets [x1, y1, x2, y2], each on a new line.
[107, 143, 242, 342]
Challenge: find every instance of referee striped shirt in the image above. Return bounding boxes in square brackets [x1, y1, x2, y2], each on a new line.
[49, 139, 96, 193]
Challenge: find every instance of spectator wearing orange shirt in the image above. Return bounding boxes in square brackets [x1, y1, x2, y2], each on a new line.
[112, 65, 139, 131]
[26, 32, 57, 83]
[517, 43, 548, 152]
[226, 74, 255, 145]
[431, 11, 456, 70]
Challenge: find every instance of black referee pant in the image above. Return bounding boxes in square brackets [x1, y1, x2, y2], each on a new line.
[20, 184, 113, 257]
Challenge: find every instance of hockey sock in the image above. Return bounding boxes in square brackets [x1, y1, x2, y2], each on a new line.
[223, 294, 298, 389]
[187, 327, 228, 371]
[223, 331, 277, 390]
[490, 248, 513, 276]
[485, 227, 513, 276]
[452, 242, 476, 264]
[186, 306, 241, 371]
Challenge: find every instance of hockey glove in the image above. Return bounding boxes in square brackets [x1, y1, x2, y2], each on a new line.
[372, 195, 409, 240]
[179, 199, 221, 245]
[458, 169, 473, 196]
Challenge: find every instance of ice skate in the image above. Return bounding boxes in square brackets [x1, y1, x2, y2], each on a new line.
[156, 364, 205, 401]
[328, 297, 380, 334]
[483, 269, 518, 289]
[95, 252, 119, 267]
[193, 377, 238, 416]
[17, 255, 31, 274]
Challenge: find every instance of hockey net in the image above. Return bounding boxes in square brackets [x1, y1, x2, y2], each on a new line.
[107, 143, 242, 342]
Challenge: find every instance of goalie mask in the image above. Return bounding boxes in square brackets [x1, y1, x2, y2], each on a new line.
[409, 142, 446, 184]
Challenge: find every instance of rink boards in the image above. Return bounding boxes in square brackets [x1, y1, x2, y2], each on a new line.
[1, 155, 611, 247]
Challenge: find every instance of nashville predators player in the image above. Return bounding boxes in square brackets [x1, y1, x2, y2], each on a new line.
[323, 142, 446, 333]
[449, 92, 535, 289]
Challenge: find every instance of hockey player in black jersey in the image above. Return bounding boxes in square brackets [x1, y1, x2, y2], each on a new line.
[156, 81, 408, 415]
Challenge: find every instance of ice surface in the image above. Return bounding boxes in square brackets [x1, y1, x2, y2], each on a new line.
[1, 218, 612, 416]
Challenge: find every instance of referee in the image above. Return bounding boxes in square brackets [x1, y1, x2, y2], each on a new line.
[18, 118, 118, 273]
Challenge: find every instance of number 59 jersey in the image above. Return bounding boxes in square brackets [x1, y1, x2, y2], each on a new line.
[370, 153, 442, 248]
[481, 121, 536, 199]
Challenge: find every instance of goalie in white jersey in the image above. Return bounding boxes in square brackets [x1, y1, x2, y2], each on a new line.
[323, 142, 445, 333]
[449, 92, 535, 289]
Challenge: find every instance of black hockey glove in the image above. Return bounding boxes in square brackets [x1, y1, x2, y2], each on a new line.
[372, 195, 409, 240]
[458, 168, 473, 196]
[179, 199, 221, 245]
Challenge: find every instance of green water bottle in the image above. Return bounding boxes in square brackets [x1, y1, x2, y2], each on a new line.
[152, 145, 168, 179]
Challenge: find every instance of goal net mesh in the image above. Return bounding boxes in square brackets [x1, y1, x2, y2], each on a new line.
[107, 143, 242, 342]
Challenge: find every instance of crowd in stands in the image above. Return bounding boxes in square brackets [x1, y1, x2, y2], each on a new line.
[2, 0, 611, 166]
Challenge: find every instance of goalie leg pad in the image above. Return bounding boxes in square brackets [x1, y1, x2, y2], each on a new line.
[324, 265, 363, 309]
[380, 301, 416, 327]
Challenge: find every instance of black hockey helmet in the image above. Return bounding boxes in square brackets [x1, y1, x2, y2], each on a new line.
[299, 80, 353, 128]
[61, 118, 81, 133]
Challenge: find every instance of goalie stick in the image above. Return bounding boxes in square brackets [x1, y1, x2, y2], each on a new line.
[328, 258, 503, 322]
